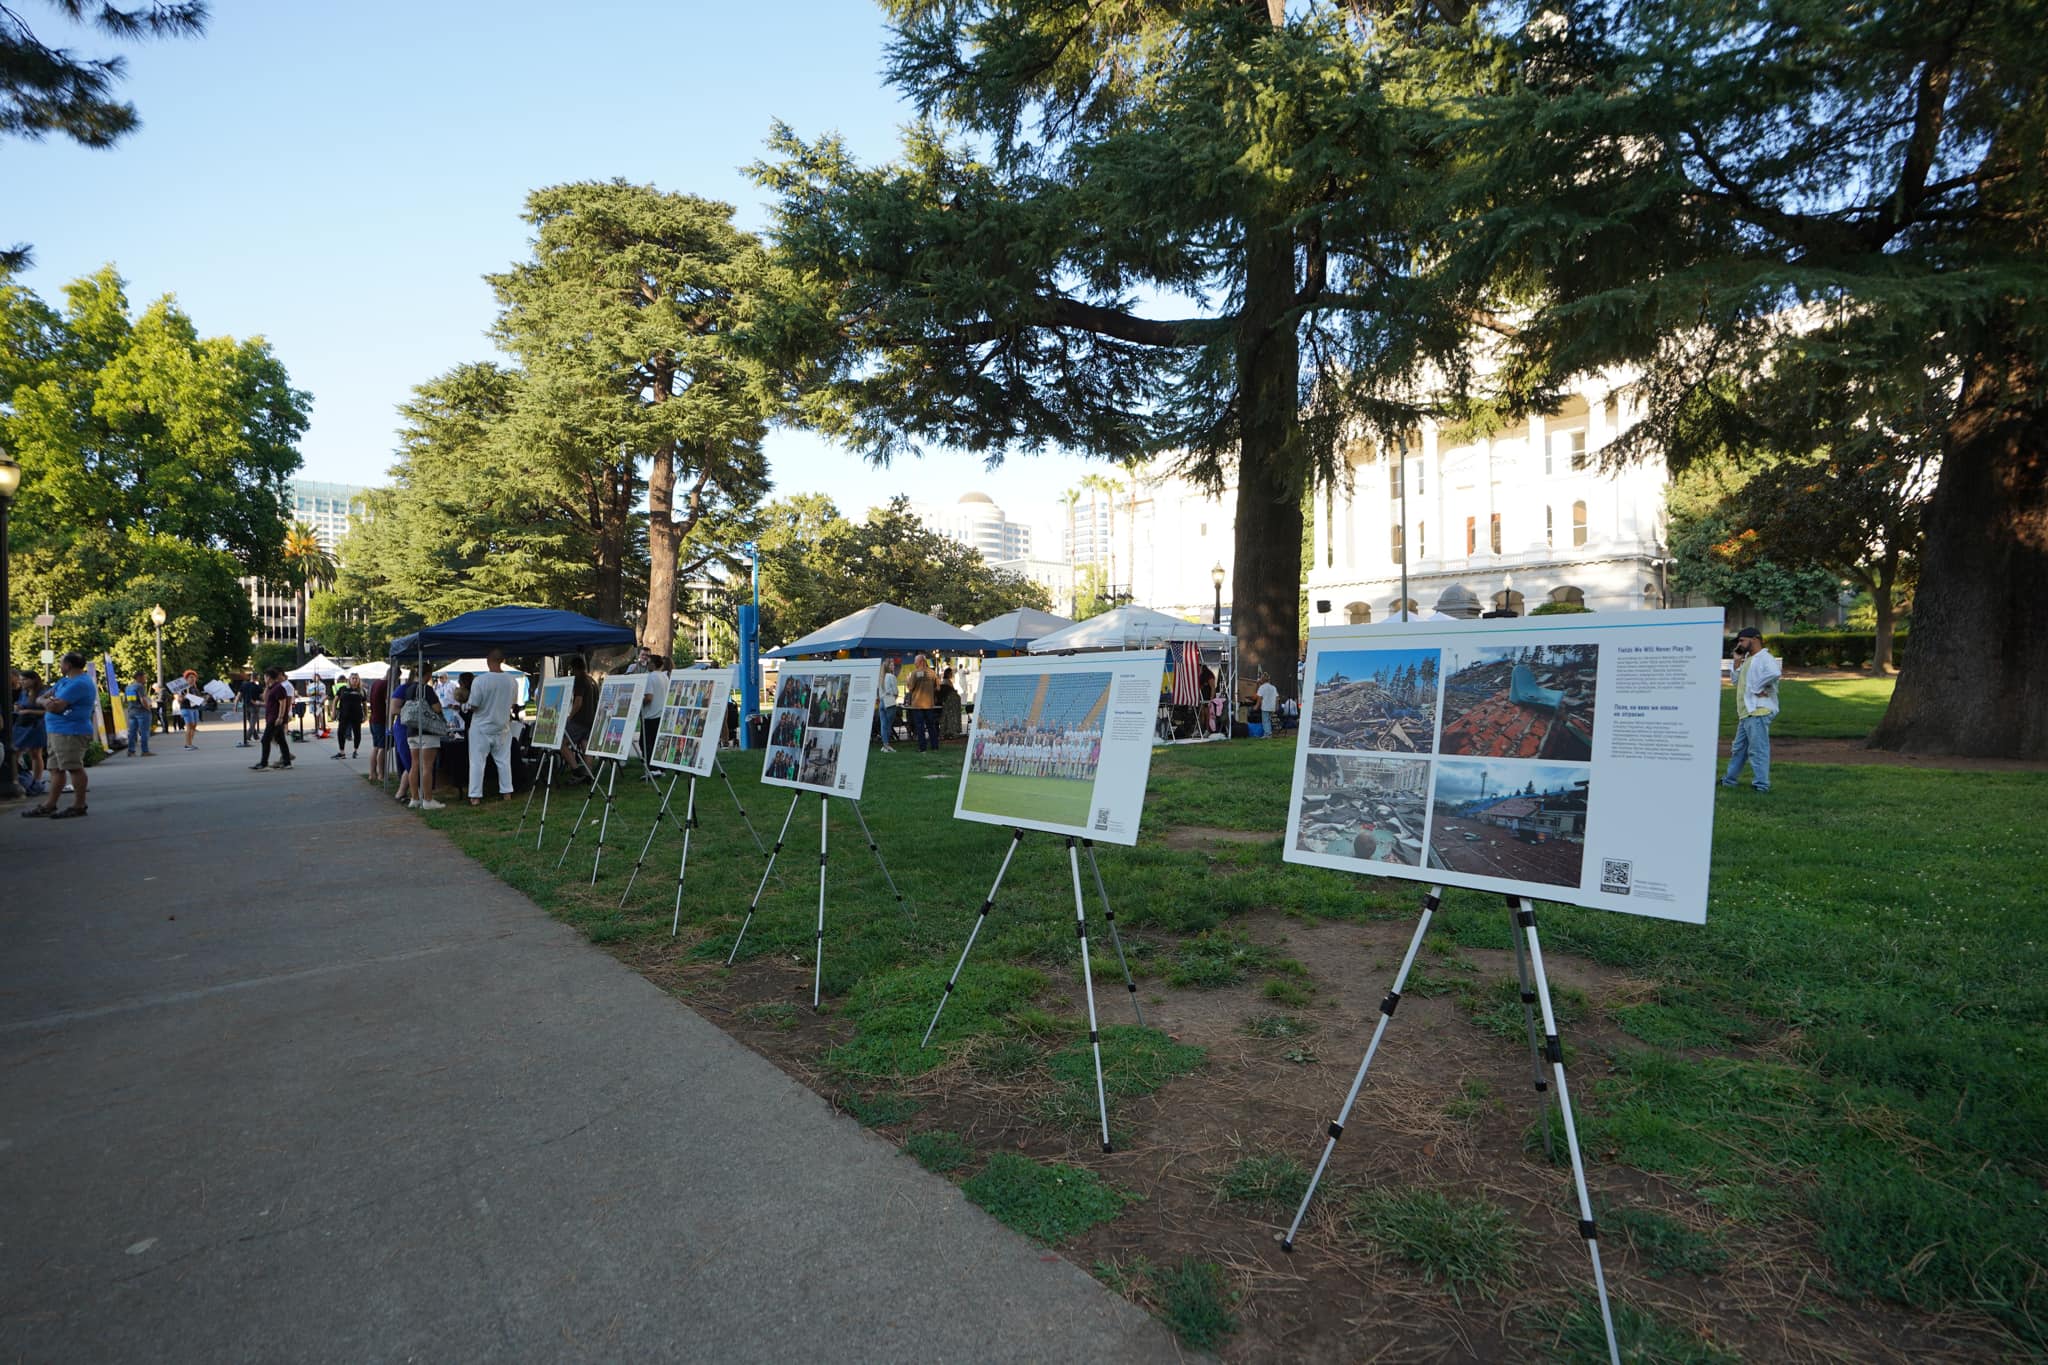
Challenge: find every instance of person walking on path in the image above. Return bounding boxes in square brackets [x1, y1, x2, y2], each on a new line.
[22, 652, 97, 818]
[252, 666, 295, 770]
[1255, 671, 1280, 736]
[1722, 627, 1781, 793]
[333, 674, 366, 760]
[123, 675, 154, 756]
[308, 676, 329, 739]
[906, 655, 940, 753]
[876, 657, 899, 751]
[177, 670, 205, 748]
[465, 648, 520, 806]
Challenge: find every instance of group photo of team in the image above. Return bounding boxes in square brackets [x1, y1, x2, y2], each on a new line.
[957, 669, 1112, 831]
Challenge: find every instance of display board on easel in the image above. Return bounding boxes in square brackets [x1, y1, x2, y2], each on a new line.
[585, 674, 648, 763]
[530, 677, 573, 750]
[759, 660, 879, 799]
[649, 668, 732, 777]
[1283, 609, 1725, 923]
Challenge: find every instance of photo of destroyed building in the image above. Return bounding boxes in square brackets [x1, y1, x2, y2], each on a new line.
[1307, 648, 1441, 754]
[1426, 761, 1590, 888]
[1438, 644, 1598, 761]
[1294, 754, 1430, 866]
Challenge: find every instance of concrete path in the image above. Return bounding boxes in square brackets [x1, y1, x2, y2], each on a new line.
[0, 720, 1181, 1362]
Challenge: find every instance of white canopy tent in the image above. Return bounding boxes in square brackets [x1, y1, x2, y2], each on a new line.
[287, 653, 348, 681]
[430, 658, 531, 705]
[349, 660, 390, 681]
[1029, 605, 1239, 743]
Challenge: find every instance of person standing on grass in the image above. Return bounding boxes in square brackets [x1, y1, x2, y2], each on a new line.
[1722, 627, 1782, 793]
[906, 654, 940, 753]
[22, 652, 97, 819]
[1256, 671, 1280, 737]
[876, 657, 899, 752]
[252, 666, 295, 770]
[333, 674, 366, 760]
[562, 655, 596, 783]
[465, 648, 520, 805]
[637, 653, 668, 771]
[123, 674, 154, 756]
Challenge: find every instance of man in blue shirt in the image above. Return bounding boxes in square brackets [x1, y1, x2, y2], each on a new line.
[24, 651, 97, 819]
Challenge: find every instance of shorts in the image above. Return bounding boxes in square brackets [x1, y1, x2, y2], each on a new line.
[47, 732, 91, 770]
[371, 723, 390, 748]
[410, 736, 442, 752]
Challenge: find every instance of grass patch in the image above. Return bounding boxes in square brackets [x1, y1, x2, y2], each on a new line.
[1346, 1186, 1521, 1295]
[1047, 1025, 1205, 1099]
[741, 1001, 799, 1030]
[1261, 978, 1313, 1007]
[1538, 1293, 1739, 1364]
[1605, 1206, 1728, 1279]
[903, 1129, 973, 1174]
[840, 1090, 922, 1127]
[1242, 1012, 1318, 1040]
[1445, 1076, 1492, 1121]
[1217, 1153, 1310, 1210]
[961, 1152, 1134, 1244]
[1612, 988, 1764, 1049]
[1165, 928, 1279, 987]
[1717, 674, 1893, 740]
[1157, 1257, 1238, 1351]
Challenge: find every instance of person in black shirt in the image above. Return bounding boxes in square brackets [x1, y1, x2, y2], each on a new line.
[332, 674, 367, 759]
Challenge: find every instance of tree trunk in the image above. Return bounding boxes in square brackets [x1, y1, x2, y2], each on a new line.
[1230, 209, 1305, 701]
[1869, 342, 2048, 757]
[1871, 551, 1897, 675]
[590, 460, 632, 625]
[645, 441, 679, 659]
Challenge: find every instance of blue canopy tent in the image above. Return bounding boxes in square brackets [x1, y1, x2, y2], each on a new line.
[763, 602, 988, 659]
[388, 607, 636, 663]
[968, 607, 1075, 654]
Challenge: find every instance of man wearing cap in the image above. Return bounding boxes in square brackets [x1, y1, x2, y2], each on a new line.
[1722, 627, 1781, 793]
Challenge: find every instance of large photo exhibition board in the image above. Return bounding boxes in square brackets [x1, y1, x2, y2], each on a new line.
[1283, 610, 1724, 923]
[585, 673, 650, 762]
[954, 650, 1169, 847]
[761, 660, 880, 800]
[649, 667, 735, 777]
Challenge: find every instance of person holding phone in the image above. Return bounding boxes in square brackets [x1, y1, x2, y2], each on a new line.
[1722, 627, 1782, 793]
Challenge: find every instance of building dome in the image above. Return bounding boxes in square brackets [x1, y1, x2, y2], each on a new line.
[957, 491, 996, 506]
[1435, 583, 1482, 618]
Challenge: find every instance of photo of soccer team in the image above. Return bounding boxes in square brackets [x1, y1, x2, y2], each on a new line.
[958, 670, 1111, 830]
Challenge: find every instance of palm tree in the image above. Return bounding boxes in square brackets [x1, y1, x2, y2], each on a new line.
[281, 522, 336, 663]
[1117, 455, 1145, 605]
[1059, 487, 1081, 615]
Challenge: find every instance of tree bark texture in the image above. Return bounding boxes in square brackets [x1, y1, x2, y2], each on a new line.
[1230, 211, 1306, 701]
[1869, 344, 2048, 758]
[642, 358, 680, 659]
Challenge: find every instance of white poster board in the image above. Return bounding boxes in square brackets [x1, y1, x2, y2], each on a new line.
[761, 660, 880, 800]
[585, 674, 649, 762]
[1284, 610, 1724, 923]
[649, 667, 735, 777]
[530, 677, 573, 750]
[954, 650, 1168, 847]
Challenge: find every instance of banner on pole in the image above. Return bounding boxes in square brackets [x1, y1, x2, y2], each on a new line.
[953, 650, 1168, 847]
[760, 659, 880, 800]
[649, 667, 736, 777]
[585, 674, 649, 762]
[1283, 610, 1724, 922]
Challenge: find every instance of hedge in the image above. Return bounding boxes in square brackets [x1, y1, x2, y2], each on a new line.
[1724, 631, 1907, 668]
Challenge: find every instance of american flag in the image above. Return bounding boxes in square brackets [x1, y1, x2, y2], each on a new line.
[1170, 641, 1203, 706]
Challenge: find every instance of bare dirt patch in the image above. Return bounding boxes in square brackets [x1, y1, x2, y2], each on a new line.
[1162, 826, 1280, 851]
[607, 908, 2002, 1362]
[1720, 736, 2047, 773]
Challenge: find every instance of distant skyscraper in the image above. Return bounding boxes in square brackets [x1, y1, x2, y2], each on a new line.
[915, 492, 1033, 561]
[286, 479, 370, 552]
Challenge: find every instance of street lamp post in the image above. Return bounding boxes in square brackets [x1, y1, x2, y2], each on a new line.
[0, 450, 22, 799]
[1211, 563, 1225, 627]
[150, 603, 167, 693]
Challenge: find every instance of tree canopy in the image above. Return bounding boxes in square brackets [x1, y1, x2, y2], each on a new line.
[2, 265, 304, 676]
[753, 494, 1049, 647]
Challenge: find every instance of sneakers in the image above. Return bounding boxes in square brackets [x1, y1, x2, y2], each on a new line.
[417, 799, 446, 811]
[331, 752, 348, 760]
[250, 762, 270, 770]
[880, 745, 896, 752]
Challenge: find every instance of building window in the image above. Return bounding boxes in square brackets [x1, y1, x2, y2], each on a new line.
[1545, 506, 1554, 547]
[1390, 523, 1404, 563]
[1571, 430, 1590, 471]
[1493, 588, 1526, 615]
[1389, 459, 1403, 500]
[1345, 602, 1373, 625]
[1388, 596, 1420, 619]
[1550, 428, 1587, 473]
[1572, 500, 1588, 547]
[1466, 516, 1477, 555]
[1550, 585, 1586, 607]
[1489, 513, 1502, 555]
[1414, 461, 1423, 495]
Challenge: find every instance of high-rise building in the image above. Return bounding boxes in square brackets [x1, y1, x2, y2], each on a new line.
[914, 492, 1034, 562]
[245, 478, 373, 650]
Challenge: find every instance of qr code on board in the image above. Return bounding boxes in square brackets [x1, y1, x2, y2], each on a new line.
[1094, 808, 1111, 830]
[1600, 859, 1632, 895]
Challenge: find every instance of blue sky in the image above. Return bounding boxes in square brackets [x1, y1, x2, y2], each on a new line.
[7, 0, 1107, 539]
[1315, 647, 1439, 690]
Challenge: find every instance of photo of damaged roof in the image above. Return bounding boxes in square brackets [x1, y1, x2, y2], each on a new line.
[1439, 644, 1598, 761]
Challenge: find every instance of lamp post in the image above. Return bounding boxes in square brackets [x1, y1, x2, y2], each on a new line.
[1211, 562, 1225, 627]
[0, 449, 21, 799]
[150, 603, 167, 693]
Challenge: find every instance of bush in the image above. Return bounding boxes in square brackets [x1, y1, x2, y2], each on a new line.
[1722, 631, 1908, 669]
[1528, 601, 1592, 615]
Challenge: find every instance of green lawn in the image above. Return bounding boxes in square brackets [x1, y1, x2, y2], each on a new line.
[424, 737, 2045, 1352]
[1718, 674, 1895, 739]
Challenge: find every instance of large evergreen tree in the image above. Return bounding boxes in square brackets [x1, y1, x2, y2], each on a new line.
[755, 2, 1472, 695]
[1459, 0, 2048, 756]
[487, 182, 774, 651]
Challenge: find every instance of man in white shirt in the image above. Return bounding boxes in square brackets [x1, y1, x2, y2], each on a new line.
[466, 648, 521, 805]
[637, 654, 669, 773]
[1256, 672, 1281, 737]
